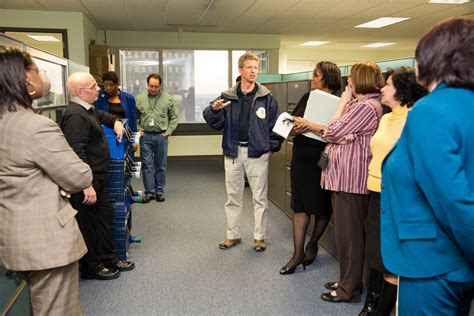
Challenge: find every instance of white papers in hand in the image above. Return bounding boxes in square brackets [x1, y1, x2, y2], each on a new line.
[272, 112, 294, 139]
[303, 89, 340, 142]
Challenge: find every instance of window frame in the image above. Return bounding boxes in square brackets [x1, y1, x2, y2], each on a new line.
[116, 48, 269, 136]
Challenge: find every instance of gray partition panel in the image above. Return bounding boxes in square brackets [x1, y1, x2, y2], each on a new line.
[287, 80, 310, 105]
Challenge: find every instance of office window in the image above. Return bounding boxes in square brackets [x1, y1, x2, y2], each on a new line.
[119, 49, 160, 96]
[163, 50, 228, 123]
[231, 50, 269, 81]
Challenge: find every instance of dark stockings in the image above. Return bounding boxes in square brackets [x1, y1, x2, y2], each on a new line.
[305, 214, 331, 261]
[283, 212, 331, 269]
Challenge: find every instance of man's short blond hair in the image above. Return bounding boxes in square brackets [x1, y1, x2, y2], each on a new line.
[238, 53, 259, 69]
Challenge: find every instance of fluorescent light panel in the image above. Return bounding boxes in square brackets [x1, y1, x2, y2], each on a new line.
[355, 17, 410, 28]
[362, 43, 395, 48]
[299, 41, 329, 46]
[428, 0, 470, 3]
[27, 35, 60, 42]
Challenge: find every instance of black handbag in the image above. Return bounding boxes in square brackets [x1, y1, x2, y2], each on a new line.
[317, 152, 329, 170]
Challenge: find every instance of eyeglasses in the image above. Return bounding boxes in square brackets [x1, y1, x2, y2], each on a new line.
[80, 84, 98, 91]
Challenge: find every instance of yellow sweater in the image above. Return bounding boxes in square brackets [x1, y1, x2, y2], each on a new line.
[367, 106, 409, 192]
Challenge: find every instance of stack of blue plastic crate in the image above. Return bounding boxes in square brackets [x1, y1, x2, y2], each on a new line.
[103, 120, 134, 260]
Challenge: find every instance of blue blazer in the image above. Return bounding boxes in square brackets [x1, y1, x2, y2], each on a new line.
[381, 83, 474, 279]
[94, 89, 138, 132]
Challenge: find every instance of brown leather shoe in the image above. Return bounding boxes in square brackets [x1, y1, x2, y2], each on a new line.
[109, 260, 135, 272]
[253, 239, 266, 252]
[81, 267, 120, 280]
[218, 238, 241, 250]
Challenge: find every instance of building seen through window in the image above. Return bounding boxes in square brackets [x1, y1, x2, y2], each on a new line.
[120, 49, 268, 124]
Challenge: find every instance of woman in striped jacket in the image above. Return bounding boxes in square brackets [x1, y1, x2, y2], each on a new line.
[318, 61, 384, 303]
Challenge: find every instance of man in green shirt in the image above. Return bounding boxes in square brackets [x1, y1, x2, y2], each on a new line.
[136, 74, 179, 203]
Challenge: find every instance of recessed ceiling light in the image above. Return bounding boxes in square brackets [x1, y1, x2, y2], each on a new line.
[355, 17, 410, 28]
[428, 0, 470, 3]
[362, 43, 396, 48]
[299, 41, 329, 46]
[27, 35, 60, 42]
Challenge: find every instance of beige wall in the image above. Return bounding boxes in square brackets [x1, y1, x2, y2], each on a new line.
[82, 14, 99, 66]
[168, 135, 222, 156]
[0, 9, 98, 65]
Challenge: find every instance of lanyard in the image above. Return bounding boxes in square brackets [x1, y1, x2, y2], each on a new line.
[148, 95, 159, 112]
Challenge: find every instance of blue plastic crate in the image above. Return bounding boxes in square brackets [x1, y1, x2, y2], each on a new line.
[112, 202, 130, 220]
[102, 120, 130, 160]
[113, 228, 131, 260]
[109, 187, 133, 203]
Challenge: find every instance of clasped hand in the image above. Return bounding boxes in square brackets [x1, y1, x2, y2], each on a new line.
[292, 117, 311, 134]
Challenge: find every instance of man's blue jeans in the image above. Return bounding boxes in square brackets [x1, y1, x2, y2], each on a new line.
[140, 133, 168, 196]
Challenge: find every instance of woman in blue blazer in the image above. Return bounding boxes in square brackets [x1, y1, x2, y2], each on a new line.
[381, 17, 474, 315]
[94, 71, 137, 133]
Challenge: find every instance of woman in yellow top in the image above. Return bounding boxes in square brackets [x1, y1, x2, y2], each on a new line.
[359, 67, 427, 316]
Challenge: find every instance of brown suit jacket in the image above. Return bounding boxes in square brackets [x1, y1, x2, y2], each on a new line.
[0, 106, 92, 271]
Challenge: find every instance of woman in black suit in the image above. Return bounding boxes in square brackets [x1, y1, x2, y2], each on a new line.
[280, 61, 341, 274]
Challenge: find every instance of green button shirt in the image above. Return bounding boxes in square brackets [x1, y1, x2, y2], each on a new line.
[136, 91, 179, 135]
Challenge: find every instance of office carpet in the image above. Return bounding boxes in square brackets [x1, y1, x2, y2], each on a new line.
[79, 158, 364, 315]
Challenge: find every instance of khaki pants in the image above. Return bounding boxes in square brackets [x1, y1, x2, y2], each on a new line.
[17, 261, 82, 316]
[224, 147, 269, 240]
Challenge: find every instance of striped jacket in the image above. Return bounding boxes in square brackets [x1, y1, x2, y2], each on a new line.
[321, 94, 382, 194]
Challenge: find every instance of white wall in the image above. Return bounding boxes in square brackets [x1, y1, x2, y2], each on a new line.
[281, 46, 414, 72]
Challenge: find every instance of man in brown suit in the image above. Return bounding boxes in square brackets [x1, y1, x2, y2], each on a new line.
[0, 48, 92, 315]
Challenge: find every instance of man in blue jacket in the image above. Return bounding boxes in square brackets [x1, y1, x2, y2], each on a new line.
[203, 53, 282, 252]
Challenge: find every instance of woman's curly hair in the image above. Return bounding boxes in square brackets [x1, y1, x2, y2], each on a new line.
[385, 67, 428, 108]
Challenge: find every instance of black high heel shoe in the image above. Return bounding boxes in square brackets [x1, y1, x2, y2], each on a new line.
[279, 257, 306, 275]
[302, 246, 319, 267]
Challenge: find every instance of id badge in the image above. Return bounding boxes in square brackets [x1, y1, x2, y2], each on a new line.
[149, 118, 155, 127]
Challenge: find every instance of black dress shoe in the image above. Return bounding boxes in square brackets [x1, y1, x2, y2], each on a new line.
[156, 194, 165, 202]
[324, 281, 339, 290]
[359, 291, 380, 315]
[115, 260, 135, 271]
[321, 291, 360, 303]
[279, 256, 306, 275]
[81, 267, 120, 280]
[142, 194, 153, 204]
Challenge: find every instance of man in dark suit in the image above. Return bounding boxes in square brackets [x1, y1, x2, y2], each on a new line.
[61, 72, 135, 280]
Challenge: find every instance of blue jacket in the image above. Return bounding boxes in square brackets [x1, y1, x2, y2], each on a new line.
[94, 89, 137, 132]
[203, 82, 282, 158]
[381, 83, 474, 279]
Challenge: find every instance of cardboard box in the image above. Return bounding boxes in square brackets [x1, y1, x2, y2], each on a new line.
[89, 45, 109, 57]
[89, 56, 109, 77]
